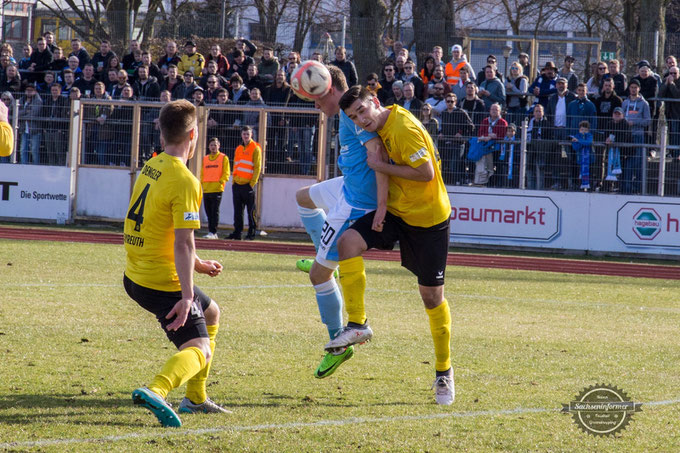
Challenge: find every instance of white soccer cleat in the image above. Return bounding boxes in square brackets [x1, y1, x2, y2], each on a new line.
[324, 323, 373, 352]
[202, 233, 218, 239]
[178, 397, 233, 414]
[432, 371, 455, 405]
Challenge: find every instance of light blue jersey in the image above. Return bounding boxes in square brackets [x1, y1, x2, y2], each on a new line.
[337, 110, 378, 209]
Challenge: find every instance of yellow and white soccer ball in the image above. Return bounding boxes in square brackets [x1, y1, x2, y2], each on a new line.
[290, 60, 332, 101]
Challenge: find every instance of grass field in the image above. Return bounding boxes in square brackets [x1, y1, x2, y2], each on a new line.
[1, 238, 679, 452]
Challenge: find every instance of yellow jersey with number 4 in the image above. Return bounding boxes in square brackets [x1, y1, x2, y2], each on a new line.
[377, 105, 451, 228]
[124, 154, 202, 292]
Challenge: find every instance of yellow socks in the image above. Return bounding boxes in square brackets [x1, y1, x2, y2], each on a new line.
[338, 256, 367, 325]
[185, 324, 219, 404]
[426, 299, 452, 372]
[148, 346, 206, 400]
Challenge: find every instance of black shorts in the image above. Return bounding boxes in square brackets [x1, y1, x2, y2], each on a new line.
[123, 274, 212, 348]
[349, 211, 450, 286]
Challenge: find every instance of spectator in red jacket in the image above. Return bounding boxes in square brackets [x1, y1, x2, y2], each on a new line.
[207, 44, 229, 77]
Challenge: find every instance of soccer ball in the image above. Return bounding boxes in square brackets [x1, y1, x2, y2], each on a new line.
[290, 60, 332, 101]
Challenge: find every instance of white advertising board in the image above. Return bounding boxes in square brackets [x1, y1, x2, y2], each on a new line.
[75, 167, 131, 219]
[448, 187, 680, 256]
[615, 201, 680, 249]
[0, 164, 71, 221]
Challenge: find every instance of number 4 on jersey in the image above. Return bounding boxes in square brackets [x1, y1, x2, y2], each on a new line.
[127, 183, 150, 232]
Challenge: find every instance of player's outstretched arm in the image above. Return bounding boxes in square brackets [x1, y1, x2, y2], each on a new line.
[166, 228, 196, 331]
[365, 137, 389, 232]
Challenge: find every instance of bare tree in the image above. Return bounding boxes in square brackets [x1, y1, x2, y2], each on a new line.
[385, 0, 405, 43]
[412, 0, 456, 64]
[349, 0, 388, 81]
[253, 0, 291, 44]
[292, 0, 324, 52]
[639, 0, 671, 67]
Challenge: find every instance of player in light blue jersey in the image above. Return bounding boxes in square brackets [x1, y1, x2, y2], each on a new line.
[295, 65, 388, 378]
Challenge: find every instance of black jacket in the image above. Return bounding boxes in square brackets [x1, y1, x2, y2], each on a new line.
[629, 75, 659, 114]
[330, 59, 358, 87]
[599, 118, 634, 158]
[91, 51, 117, 79]
[41, 95, 70, 131]
[73, 77, 97, 97]
[594, 93, 623, 118]
[457, 97, 486, 127]
[440, 108, 475, 138]
[377, 79, 395, 105]
[397, 97, 424, 117]
[659, 80, 680, 120]
[133, 76, 161, 101]
[546, 92, 577, 125]
[69, 48, 90, 68]
[29, 49, 54, 72]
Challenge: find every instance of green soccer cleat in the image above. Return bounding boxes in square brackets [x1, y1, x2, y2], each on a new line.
[132, 387, 182, 427]
[314, 345, 354, 379]
[296, 258, 339, 278]
[296, 258, 314, 273]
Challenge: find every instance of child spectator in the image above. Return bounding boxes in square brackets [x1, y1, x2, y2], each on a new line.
[571, 120, 594, 190]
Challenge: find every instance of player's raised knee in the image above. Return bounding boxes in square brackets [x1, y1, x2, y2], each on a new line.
[204, 300, 220, 325]
[295, 186, 314, 208]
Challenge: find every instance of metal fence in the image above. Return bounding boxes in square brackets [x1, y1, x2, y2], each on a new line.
[3, 95, 680, 197]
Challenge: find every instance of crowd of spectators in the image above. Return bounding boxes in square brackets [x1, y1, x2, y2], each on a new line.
[3, 33, 680, 195]
[370, 41, 680, 195]
[2, 34, 331, 170]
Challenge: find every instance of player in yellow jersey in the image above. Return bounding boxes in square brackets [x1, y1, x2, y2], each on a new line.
[124, 99, 230, 427]
[326, 86, 455, 405]
[0, 101, 13, 158]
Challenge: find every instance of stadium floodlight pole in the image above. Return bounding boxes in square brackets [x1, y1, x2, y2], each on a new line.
[129, 10, 134, 43]
[341, 16, 346, 49]
[220, 0, 226, 39]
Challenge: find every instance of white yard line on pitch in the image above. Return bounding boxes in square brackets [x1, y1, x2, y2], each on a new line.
[7, 282, 680, 314]
[2, 399, 679, 449]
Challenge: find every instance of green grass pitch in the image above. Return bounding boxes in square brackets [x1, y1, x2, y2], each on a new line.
[1, 239, 679, 452]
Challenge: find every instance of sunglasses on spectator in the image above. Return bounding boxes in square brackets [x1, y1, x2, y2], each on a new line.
[184, 74, 193, 77]
[384, 68, 394, 72]
[598, 67, 607, 71]
[445, 99, 455, 103]
[434, 87, 444, 90]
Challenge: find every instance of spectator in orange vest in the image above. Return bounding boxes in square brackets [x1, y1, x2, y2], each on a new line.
[227, 126, 262, 240]
[200, 137, 231, 239]
[445, 44, 475, 87]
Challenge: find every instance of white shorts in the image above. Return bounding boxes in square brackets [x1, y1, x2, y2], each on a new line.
[309, 176, 344, 213]
[316, 190, 374, 269]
